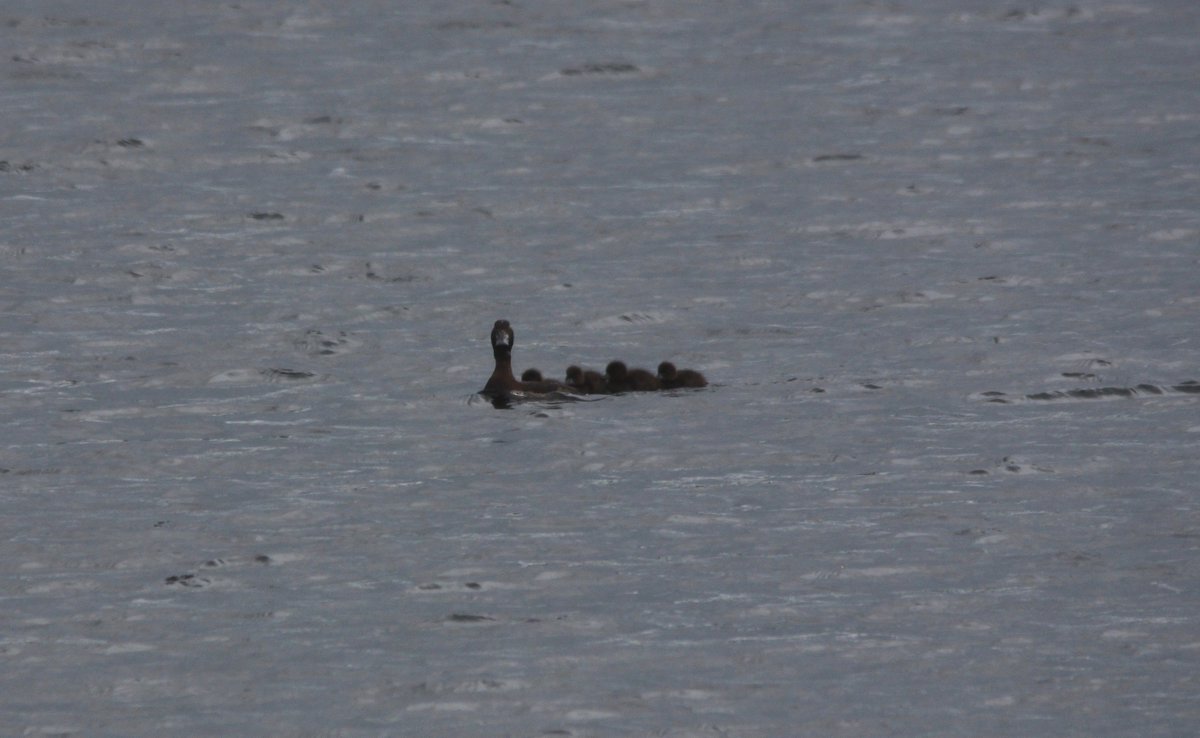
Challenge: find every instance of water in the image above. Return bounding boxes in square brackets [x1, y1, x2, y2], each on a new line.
[3, 2, 1199, 736]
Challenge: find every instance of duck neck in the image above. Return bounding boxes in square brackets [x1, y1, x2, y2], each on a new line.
[485, 346, 517, 392]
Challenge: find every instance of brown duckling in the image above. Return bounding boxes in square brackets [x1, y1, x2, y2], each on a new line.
[657, 361, 707, 389]
[565, 365, 609, 394]
[605, 360, 660, 392]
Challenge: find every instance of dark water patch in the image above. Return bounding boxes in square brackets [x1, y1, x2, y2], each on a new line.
[165, 573, 209, 588]
[955, 527, 1000, 537]
[950, 456, 1050, 474]
[813, 153, 864, 162]
[261, 368, 317, 381]
[1074, 387, 1135, 399]
[447, 613, 494, 623]
[292, 328, 357, 356]
[90, 137, 146, 151]
[560, 62, 639, 76]
[619, 312, 659, 324]
[1027, 385, 1170, 400]
[1000, 8, 1083, 22]
[999, 456, 1053, 474]
[0, 466, 62, 475]
[0, 160, 38, 173]
[1032, 386, 1123, 398]
[30, 16, 98, 28]
[364, 262, 417, 282]
[977, 375, 1198, 404]
[436, 19, 516, 31]
[1055, 550, 1098, 566]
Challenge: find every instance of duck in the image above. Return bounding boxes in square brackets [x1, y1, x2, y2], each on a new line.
[565, 365, 610, 394]
[482, 320, 571, 403]
[605, 360, 660, 392]
[657, 361, 707, 389]
[521, 368, 544, 382]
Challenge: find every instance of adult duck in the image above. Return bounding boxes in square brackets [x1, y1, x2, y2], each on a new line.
[481, 320, 571, 405]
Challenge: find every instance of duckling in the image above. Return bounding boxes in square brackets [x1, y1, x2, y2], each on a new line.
[565, 365, 609, 394]
[605, 360, 660, 392]
[657, 361, 707, 389]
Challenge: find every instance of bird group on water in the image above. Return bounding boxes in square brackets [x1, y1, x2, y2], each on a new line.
[482, 319, 706, 405]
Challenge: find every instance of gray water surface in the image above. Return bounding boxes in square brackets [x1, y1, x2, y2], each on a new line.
[3, 2, 1199, 736]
